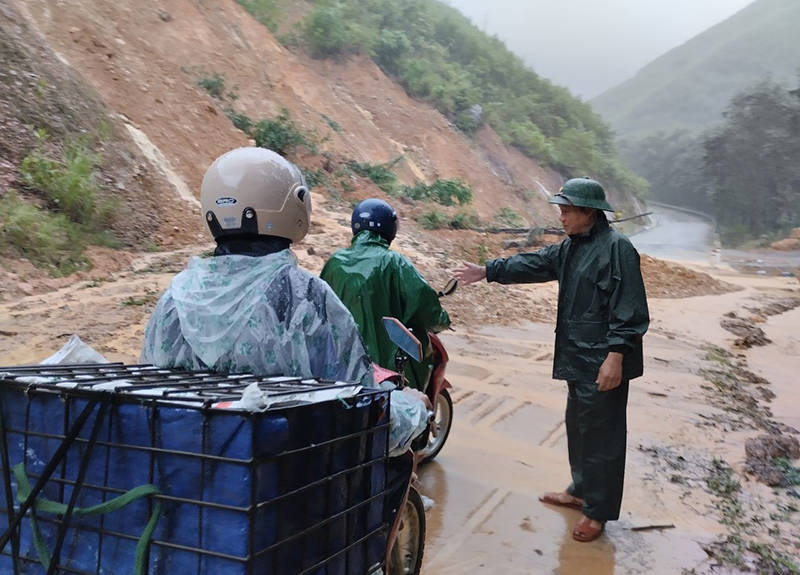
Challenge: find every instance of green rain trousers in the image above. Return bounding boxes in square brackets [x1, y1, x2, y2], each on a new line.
[565, 379, 629, 521]
[485, 215, 648, 521]
[321, 231, 451, 392]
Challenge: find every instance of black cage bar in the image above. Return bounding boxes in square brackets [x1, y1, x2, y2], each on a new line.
[0, 365, 390, 575]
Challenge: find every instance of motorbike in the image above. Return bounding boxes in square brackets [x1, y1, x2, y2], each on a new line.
[377, 316, 426, 575]
[379, 278, 457, 575]
[415, 277, 457, 464]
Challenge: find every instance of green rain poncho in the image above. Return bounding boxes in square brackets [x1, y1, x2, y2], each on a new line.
[485, 216, 649, 382]
[320, 231, 451, 392]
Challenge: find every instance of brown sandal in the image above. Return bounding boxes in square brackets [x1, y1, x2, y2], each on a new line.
[572, 516, 605, 542]
[538, 492, 583, 510]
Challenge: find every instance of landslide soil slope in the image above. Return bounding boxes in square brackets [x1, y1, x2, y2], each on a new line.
[13, 0, 562, 224]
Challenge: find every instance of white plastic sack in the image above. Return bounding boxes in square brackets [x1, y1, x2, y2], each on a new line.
[388, 389, 429, 457]
[212, 381, 362, 411]
[40, 335, 109, 365]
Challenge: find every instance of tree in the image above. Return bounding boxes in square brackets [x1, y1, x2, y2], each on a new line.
[618, 129, 710, 211]
[702, 78, 800, 244]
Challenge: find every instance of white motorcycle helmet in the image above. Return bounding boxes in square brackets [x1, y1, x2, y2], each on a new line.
[200, 147, 311, 243]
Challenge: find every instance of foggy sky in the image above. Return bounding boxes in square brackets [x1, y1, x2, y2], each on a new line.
[444, 0, 755, 99]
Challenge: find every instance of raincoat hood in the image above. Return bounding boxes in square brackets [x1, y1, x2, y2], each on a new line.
[171, 251, 296, 367]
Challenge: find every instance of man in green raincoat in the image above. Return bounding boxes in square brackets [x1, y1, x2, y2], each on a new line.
[454, 178, 649, 543]
[321, 199, 451, 393]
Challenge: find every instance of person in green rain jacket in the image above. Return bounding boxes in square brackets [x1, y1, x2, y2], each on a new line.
[454, 178, 649, 543]
[321, 199, 451, 393]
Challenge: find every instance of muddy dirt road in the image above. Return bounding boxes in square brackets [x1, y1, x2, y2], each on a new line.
[417, 269, 800, 574]
[0, 227, 798, 574]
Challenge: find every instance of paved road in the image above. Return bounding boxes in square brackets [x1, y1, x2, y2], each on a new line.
[629, 206, 714, 262]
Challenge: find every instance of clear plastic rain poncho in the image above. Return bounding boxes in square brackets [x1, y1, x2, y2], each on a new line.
[141, 250, 426, 456]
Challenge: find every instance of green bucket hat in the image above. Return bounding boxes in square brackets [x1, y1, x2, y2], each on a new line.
[549, 177, 614, 212]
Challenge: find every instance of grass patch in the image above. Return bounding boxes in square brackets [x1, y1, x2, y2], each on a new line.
[702, 343, 734, 366]
[345, 159, 400, 193]
[235, 0, 281, 32]
[121, 292, 159, 307]
[477, 240, 489, 265]
[0, 191, 89, 277]
[399, 178, 473, 206]
[495, 206, 524, 227]
[702, 458, 800, 575]
[321, 114, 343, 133]
[418, 209, 447, 230]
[773, 458, 800, 486]
[2, 130, 120, 277]
[252, 109, 316, 156]
[20, 131, 116, 229]
[197, 72, 226, 99]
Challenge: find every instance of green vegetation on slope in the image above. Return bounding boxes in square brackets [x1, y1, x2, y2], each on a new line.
[1, 131, 118, 276]
[592, 0, 800, 138]
[237, 0, 647, 199]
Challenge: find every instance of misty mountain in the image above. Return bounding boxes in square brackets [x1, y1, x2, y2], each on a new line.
[591, 0, 800, 138]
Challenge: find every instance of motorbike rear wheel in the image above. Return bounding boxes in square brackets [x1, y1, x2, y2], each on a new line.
[387, 487, 426, 575]
[418, 388, 453, 464]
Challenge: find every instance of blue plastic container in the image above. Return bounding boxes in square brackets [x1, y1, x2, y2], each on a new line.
[0, 370, 389, 575]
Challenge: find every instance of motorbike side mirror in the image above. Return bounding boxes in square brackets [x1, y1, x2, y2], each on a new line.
[381, 317, 423, 363]
[438, 278, 458, 298]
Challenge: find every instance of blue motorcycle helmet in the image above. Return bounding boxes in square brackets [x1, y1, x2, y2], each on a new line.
[351, 199, 398, 244]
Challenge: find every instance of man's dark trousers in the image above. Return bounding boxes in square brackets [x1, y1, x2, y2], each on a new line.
[564, 379, 630, 520]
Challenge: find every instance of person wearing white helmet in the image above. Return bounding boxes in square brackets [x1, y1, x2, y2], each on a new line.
[140, 147, 371, 385]
[140, 147, 429, 455]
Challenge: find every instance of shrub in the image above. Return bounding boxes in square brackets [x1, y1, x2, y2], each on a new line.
[197, 73, 226, 99]
[303, 168, 328, 189]
[20, 131, 115, 229]
[400, 178, 473, 206]
[227, 111, 254, 135]
[372, 30, 411, 74]
[252, 109, 313, 156]
[0, 191, 89, 277]
[449, 211, 479, 229]
[304, 4, 368, 58]
[498, 120, 551, 162]
[345, 160, 398, 193]
[418, 208, 447, 229]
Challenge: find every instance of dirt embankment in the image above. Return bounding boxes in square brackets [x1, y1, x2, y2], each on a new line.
[0, 0, 198, 250]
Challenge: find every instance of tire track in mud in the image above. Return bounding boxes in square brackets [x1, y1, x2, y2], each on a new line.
[448, 388, 475, 405]
[458, 392, 491, 416]
[538, 421, 566, 448]
[424, 488, 511, 570]
[469, 396, 533, 430]
[469, 396, 506, 425]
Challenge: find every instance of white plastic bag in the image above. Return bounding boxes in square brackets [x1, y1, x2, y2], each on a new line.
[40, 335, 109, 365]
